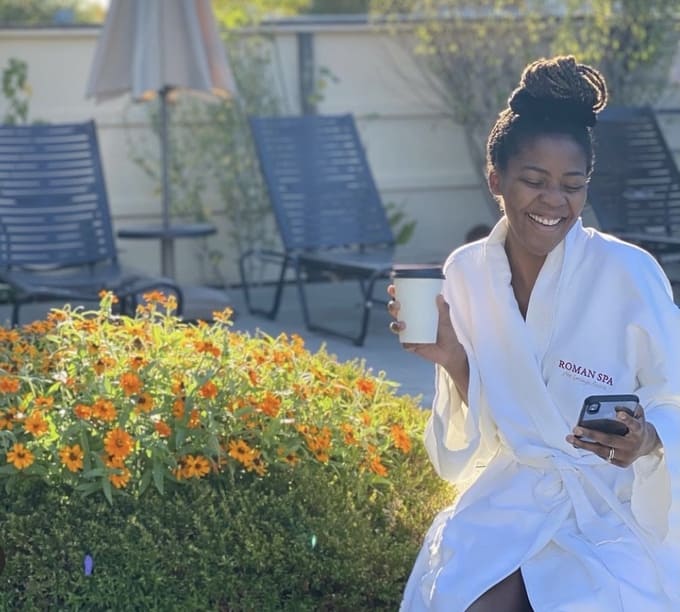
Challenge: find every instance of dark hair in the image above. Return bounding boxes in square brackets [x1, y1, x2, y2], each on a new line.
[486, 56, 608, 177]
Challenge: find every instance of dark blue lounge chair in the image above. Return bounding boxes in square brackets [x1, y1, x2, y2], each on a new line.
[0, 120, 183, 325]
[241, 114, 395, 346]
[588, 106, 680, 276]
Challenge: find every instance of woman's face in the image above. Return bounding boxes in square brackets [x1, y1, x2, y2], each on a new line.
[488, 134, 588, 264]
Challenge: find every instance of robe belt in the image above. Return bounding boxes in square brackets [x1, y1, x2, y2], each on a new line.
[503, 448, 658, 551]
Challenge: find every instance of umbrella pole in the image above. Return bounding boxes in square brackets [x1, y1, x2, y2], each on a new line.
[159, 85, 174, 278]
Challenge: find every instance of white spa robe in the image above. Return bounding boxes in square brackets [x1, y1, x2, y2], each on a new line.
[401, 218, 680, 611]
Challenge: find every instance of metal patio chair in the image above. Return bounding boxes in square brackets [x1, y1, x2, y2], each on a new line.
[0, 120, 183, 325]
[588, 106, 680, 277]
[240, 114, 395, 346]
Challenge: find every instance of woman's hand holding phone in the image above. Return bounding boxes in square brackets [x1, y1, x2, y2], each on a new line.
[566, 396, 662, 467]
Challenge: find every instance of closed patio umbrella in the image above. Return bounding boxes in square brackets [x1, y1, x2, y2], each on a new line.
[86, 0, 239, 278]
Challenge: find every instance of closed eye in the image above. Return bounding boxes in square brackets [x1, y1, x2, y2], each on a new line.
[563, 184, 586, 193]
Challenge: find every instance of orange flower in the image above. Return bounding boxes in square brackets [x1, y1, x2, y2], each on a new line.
[182, 454, 211, 479]
[128, 355, 147, 370]
[120, 372, 143, 396]
[228, 439, 255, 464]
[104, 428, 134, 459]
[92, 398, 117, 422]
[103, 452, 125, 469]
[46, 310, 68, 323]
[187, 409, 201, 429]
[142, 291, 166, 304]
[135, 392, 154, 413]
[0, 328, 21, 342]
[312, 449, 330, 463]
[92, 356, 115, 375]
[0, 376, 20, 394]
[199, 380, 218, 399]
[258, 392, 281, 418]
[34, 396, 54, 410]
[154, 420, 172, 437]
[0, 408, 16, 430]
[390, 424, 412, 454]
[356, 377, 376, 396]
[290, 334, 305, 354]
[24, 411, 49, 437]
[360, 412, 372, 427]
[6, 442, 34, 470]
[211, 307, 233, 323]
[74, 403, 92, 419]
[341, 423, 358, 445]
[247, 455, 267, 476]
[172, 398, 185, 419]
[59, 444, 84, 472]
[171, 379, 186, 396]
[109, 466, 131, 489]
[292, 383, 311, 400]
[194, 341, 221, 358]
[368, 454, 388, 477]
[302, 426, 332, 453]
[98, 289, 119, 304]
[74, 319, 98, 333]
[277, 447, 300, 466]
[247, 369, 259, 386]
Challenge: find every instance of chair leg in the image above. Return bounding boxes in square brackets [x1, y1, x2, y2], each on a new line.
[295, 265, 388, 347]
[355, 273, 384, 347]
[11, 300, 20, 327]
[239, 250, 288, 320]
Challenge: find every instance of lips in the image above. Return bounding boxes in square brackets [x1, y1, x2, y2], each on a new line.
[528, 212, 563, 227]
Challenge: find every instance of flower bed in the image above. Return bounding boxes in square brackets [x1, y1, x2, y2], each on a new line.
[0, 293, 452, 610]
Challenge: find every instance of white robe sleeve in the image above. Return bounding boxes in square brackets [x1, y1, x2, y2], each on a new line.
[626, 260, 680, 550]
[423, 257, 500, 484]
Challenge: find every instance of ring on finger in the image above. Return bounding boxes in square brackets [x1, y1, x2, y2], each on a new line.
[389, 321, 400, 334]
[607, 447, 615, 463]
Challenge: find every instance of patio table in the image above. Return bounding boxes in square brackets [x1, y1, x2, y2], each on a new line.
[117, 222, 217, 279]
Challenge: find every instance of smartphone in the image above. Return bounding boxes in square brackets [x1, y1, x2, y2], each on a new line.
[577, 394, 639, 438]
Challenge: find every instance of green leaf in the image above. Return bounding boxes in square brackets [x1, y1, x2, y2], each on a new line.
[75, 481, 101, 495]
[139, 467, 152, 496]
[25, 464, 47, 476]
[102, 476, 113, 505]
[152, 460, 165, 495]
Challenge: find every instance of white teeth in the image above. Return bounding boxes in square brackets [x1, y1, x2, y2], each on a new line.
[529, 213, 561, 227]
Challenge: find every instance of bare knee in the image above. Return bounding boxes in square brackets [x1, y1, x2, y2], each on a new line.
[466, 569, 533, 612]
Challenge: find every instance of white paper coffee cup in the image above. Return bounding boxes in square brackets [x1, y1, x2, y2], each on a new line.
[391, 264, 444, 344]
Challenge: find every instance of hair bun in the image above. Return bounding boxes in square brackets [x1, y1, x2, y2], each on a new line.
[508, 88, 598, 127]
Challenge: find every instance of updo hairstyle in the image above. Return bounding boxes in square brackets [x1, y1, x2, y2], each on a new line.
[486, 55, 608, 177]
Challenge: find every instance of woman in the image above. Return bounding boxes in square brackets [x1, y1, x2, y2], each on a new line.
[389, 56, 680, 611]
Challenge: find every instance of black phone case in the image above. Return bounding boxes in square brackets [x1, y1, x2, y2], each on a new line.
[577, 394, 639, 437]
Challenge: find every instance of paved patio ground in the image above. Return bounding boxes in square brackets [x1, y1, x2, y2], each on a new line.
[0, 280, 437, 408]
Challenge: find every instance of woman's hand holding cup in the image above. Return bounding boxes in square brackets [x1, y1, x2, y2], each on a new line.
[387, 283, 469, 400]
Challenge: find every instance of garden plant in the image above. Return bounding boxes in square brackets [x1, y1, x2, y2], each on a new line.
[0, 293, 452, 610]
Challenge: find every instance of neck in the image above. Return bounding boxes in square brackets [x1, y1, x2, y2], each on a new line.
[504, 239, 545, 318]
[504, 240, 545, 292]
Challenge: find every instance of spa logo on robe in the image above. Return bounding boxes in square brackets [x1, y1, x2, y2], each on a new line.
[557, 359, 614, 386]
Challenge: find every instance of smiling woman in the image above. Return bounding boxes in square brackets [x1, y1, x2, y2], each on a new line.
[390, 56, 680, 612]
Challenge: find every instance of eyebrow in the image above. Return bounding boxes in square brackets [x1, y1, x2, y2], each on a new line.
[521, 165, 586, 177]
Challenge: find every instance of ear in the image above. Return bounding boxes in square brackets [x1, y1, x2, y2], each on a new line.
[488, 169, 502, 196]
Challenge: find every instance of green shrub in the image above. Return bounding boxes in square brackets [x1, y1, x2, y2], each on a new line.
[0, 293, 452, 609]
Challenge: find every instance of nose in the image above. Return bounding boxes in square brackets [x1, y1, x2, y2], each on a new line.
[540, 183, 566, 207]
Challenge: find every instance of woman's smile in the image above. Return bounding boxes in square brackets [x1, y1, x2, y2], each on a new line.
[527, 212, 565, 228]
